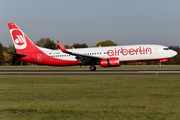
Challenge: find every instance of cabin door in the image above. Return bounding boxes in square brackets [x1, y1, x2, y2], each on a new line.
[37, 54, 42, 63]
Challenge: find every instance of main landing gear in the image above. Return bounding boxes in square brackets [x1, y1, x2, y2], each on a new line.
[89, 65, 96, 71]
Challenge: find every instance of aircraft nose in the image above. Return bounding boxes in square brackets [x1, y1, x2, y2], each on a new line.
[171, 50, 177, 57]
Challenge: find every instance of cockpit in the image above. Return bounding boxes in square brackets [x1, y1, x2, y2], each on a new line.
[163, 48, 169, 50]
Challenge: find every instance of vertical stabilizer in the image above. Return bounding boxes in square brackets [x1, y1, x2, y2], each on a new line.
[8, 23, 38, 54]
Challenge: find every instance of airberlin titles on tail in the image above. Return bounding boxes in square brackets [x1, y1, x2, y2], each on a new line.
[8, 23, 38, 53]
[8, 23, 27, 50]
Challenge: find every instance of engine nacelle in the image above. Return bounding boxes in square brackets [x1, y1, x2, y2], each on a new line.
[100, 57, 120, 67]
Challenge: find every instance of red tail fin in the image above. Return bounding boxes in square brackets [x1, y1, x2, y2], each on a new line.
[8, 23, 38, 54]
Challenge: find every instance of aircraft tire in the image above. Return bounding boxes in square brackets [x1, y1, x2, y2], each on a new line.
[90, 66, 96, 71]
[158, 62, 162, 67]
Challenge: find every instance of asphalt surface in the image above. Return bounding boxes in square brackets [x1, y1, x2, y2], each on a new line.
[0, 70, 180, 75]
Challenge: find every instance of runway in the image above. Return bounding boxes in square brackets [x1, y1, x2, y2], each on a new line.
[0, 70, 180, 75]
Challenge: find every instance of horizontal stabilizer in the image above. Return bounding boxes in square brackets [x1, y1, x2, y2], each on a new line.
[5, 52, 27, 57]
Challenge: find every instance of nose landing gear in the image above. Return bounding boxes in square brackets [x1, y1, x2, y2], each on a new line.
[158, 59, 168, 67]
[158, 62, 162, 67]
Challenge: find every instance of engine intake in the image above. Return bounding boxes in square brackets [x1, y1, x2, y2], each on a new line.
[100, 57, 120, 67]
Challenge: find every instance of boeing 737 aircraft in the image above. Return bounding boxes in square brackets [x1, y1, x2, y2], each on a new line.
[7, 23, 177, 71]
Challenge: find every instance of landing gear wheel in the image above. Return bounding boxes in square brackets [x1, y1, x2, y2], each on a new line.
[158, 62, 162, 67]
[90, 65, 96, 71]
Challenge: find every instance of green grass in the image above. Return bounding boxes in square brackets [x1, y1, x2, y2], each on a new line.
[0, 65, 180, 70]
[0, 75, 180, 119]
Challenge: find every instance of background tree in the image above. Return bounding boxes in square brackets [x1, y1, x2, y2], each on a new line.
[3, 46, 8, 51]
[7, 45, 16, 53]
[44, 38, 58, 50]
[175, 49, 180, 64]
[6, 45, 16, 65]
[72, 43, 88, 48]
[64, 45, 71, 49]
[0, 43, 4, 65]
[36, 38, 58, 50]
[36, 38, 58, 49]
[169, 46, 179, 51]
[95, 40, 117, 47]
[3, 52, 11, 65]
[35, 38, 47, 47]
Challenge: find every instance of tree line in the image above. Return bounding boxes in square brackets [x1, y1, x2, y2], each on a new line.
[0, 38, 179, 65]
[35, 38, 116, 49]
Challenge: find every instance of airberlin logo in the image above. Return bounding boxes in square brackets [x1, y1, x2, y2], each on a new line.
[107, 46, 152, 56]
[10, 29, 27, 49]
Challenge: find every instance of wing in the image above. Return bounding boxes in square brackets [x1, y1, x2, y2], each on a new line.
[57, 41, 103, 65]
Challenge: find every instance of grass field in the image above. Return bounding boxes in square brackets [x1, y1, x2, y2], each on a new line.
[0, 65, 180, 70]
[0, 74, 180, 120]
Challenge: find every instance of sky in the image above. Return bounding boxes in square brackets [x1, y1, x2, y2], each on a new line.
[1, 0, 180, 47]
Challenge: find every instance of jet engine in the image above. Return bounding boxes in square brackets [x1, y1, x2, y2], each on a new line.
[100, 57, 120, 67]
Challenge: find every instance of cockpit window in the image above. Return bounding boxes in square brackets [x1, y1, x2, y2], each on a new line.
[163, 48, 169, 50]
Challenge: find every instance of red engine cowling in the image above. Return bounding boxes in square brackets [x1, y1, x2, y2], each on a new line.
[100, 57, 120, 67]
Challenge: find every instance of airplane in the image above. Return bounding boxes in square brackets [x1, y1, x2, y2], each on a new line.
[7, 23, 177, 71]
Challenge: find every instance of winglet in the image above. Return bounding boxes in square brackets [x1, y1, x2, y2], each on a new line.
[57, 40, 68, 53]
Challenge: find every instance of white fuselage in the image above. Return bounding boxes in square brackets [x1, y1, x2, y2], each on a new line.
[39, 44, 177, 62]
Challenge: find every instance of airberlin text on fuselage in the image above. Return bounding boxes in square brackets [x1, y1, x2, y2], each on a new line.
[107, 46, 152, 56]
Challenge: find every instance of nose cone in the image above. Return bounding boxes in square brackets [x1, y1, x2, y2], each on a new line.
[171, 50, 177, 57]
